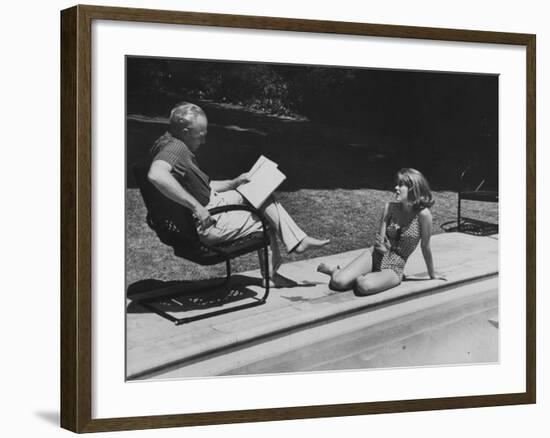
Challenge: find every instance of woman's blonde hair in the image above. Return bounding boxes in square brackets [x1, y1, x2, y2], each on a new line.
[395, 168, 434, 211]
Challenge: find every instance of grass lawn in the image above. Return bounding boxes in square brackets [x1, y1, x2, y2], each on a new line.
[126, 188, 498, 286]
[126, 102, 498, 290]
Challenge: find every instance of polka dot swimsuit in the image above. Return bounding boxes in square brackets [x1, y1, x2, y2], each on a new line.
[372, 203, 422, 281]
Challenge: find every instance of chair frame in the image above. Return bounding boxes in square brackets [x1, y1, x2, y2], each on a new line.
[457, 165, 499, 232]
[130, 163, 272, 325]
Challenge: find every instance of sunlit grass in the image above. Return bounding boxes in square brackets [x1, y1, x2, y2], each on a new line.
[126, 188, 498, 286]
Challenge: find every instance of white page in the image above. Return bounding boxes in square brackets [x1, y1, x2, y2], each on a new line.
[237, 157, 286, 207]
[248, 155, 277, 177]
[248, 155, 268, 175]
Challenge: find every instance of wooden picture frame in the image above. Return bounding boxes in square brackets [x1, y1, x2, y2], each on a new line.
[61, 4, 536, 433]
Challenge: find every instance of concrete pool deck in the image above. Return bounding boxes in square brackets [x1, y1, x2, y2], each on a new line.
[126, 232, 498, 379]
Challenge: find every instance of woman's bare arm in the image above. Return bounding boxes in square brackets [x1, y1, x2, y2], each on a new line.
[374, 202, 391, 253]
[418, 208, 446, 280]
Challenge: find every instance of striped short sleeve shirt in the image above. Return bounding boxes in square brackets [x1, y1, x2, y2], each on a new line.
[150, 131, 211, 206]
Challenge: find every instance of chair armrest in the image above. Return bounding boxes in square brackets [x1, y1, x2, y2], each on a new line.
[201, 204, 270, 256]
[208, 204, 269, 231]
[208, 204, 262, 216]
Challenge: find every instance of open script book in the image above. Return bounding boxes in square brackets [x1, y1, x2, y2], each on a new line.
[236, 155, 286, 208]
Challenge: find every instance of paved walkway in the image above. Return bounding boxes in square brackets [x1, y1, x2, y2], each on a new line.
[126, 232, 498, 379]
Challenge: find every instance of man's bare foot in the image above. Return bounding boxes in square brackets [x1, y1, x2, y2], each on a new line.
[294, 236, 330, 254]
[317, 262, 339, 276]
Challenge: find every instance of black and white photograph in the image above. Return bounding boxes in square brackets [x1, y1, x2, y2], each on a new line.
[3, 0, 546, 435]
[125, 56, 499, 380]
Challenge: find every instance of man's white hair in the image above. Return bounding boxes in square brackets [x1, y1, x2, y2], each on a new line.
[169, 102, 205, 132]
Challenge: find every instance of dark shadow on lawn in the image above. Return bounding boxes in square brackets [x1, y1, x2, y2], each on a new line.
[126, 273, 316, 316]
[127, 275, 262, 315]
[440, 219, 498, 236]
[126, 115, 397, 192]
[126, 100, 478, 192]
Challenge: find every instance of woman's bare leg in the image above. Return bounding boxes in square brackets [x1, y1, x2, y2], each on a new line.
[317, 249, 374, 291]
[354, 270, 400, 296]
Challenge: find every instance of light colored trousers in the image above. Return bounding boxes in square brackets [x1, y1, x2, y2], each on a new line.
[197, 190, 307, 276]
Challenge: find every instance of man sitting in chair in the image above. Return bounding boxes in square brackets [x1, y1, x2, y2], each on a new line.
[148, 102, 330, 286]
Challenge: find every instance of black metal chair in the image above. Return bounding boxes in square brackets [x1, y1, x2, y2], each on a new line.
[457, 164, 499, 233]
[130, 162, 271, 325]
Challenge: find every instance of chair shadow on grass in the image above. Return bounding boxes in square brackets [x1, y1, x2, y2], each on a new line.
[126, 273, 316, 316]
[440, 219, 498, 236]
[127, 275, 263, 315]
